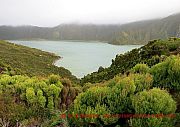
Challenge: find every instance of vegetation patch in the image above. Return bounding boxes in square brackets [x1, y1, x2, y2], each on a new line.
[0, 40, 78, 82]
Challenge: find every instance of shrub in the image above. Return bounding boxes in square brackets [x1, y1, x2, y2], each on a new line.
[150, 55, 180, 91]
[131, 64, 150, 74]
[130, 88, 176, 127]
[49, 74, 60, 84]
[71, 76, 137, 126]
[71, 86, 116, 126]
[0, 74, 64, 121]
[133, 73, 153, 93]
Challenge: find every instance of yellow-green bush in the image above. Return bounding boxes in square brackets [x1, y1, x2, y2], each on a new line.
[131, 64, 150, 74]
[130, 88, 176, 127]
[150, 55, 180, 91]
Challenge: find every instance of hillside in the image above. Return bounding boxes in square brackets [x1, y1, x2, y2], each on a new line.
[0, 13, 180, 44]
[0, 38, 180, 127]
[81, 37, 180, 84]
[112, 13, 180, 44]
[0, 24, 120, 42]
[0, 40, 78, 82]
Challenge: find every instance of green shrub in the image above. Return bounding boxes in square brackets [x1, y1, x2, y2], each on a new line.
[49, 74, 60, 84]
[71, 76, 138, 126]
[0, 74, 64, 121]
[130, 88, 176, 127]
[71, 86, 116, 126]
[131, 64, 150, 74]
[150, 55, 180, 91]
[133, 73, 153, 93]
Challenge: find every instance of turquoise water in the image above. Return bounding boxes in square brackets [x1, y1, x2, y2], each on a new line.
[10, 40, 141, 78]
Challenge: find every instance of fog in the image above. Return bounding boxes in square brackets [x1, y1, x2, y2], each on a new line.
[0, 0, 180, 27]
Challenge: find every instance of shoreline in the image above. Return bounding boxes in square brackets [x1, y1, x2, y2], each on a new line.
[7, 39, 143, 46]
[52, 56, 62, 66]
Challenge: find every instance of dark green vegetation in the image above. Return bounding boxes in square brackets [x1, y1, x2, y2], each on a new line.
[0, 40, 77, 82]
[0, 13, 180, 44]
[0, 38, 180, 127]
[81, 37, 180, 84]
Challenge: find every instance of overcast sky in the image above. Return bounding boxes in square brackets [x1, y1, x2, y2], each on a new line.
[0, 0, 180, 27]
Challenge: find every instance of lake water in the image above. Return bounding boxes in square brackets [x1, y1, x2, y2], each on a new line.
[10, 40, 141, 78]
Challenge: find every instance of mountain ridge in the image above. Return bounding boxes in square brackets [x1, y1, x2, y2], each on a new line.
[0, 13, 180, 44]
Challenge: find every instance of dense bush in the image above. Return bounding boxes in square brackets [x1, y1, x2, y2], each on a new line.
[130, 88, 176, 127]
[70, 73, 153, 126]
[131, 64, 150, 74]
[133, 73, 153, 93]
[0, 92, 28, 127]
[71, 86, 119, 126]
[0, 74, 81, 126]
[150, 55, 180, 91]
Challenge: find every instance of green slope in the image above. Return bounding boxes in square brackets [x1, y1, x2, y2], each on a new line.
[0, 40, 78, 82]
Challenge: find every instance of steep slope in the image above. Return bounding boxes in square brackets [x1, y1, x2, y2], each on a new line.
[0, 24, 120, 42]
[0, 26, 56, 40]
[0, 13, 180, 44]
[112, 13, 180, 44]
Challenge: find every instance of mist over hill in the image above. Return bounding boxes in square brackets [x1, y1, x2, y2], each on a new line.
[112, 13, 180, 44]
[0, 13, 180, 44]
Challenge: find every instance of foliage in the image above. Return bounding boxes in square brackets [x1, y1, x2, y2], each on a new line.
[132, 73, 153, 93]
[0, 72, 82, 126]
[131, 64, 150, 74]
[0, 74, 64, 109]
[70, 73, 153, 126]
[26, 87, 36, 104]
[130, 88, 176, 127]
[0, 74, 80, 126]
[60, 78, 81, 110]
[0, 40, 78, 83]
[0, 92, 32, 127]
[71, 86, 117, 126]
[0, 37, 180, 127]
[150, 55, 180, 91]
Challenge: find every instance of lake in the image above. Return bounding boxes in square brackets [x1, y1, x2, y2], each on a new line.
[10, 40, 141, 78]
